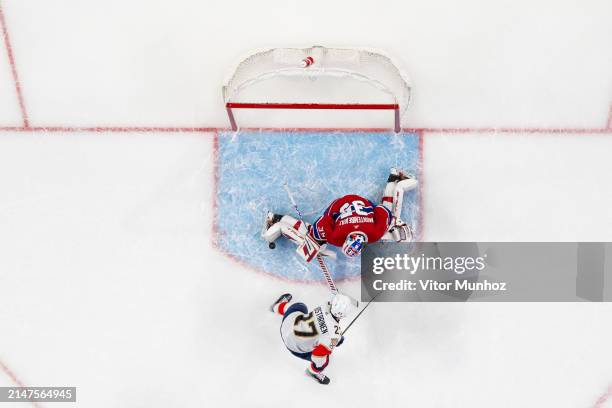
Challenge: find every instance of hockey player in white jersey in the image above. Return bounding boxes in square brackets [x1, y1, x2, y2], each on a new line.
[270, 293, 358, 384]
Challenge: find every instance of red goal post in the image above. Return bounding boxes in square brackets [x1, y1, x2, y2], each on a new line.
[222, 46, 412, 132]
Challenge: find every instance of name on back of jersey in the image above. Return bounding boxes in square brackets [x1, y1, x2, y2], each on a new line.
[314, 306, 328, 334]
[337, 216, 374, 227]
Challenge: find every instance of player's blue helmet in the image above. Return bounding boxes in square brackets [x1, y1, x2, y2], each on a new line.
[342, 232, 367, 258]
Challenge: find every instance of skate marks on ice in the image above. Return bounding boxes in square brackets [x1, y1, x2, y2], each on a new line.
[213, 130, 421, 282]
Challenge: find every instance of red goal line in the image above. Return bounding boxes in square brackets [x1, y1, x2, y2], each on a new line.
[225, 102, 401, 133]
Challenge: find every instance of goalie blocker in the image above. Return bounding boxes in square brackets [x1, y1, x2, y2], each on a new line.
[262, 168, 417, 261]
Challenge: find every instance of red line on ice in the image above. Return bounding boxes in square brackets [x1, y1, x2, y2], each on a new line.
[1, 125, 612, 134]
[0, 126, 217, 133]
[211, 130, 220, 248]
[417, 131, 425, 241]
[593, 383, 612, 408]
[0, 359, 43, 408]
[405, 127, 612, 134]
[0, 359, 26, 388]
[0, 1, 29, 128]
[226, 102, 399, 110]
[0, 126, 391, 133]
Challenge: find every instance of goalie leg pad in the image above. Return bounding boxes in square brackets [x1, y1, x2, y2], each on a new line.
[263, 214, 321, 262]
[262, 222, 282, 242]
[395, 178, 418, 194]
[278, 215, 309, 238]
[262, 214, 310, 243]
[382, 180, 396, 212]
[392, 178, 418, 220]
[280, 224, 305, 245]
[296, 234, 321, 263]
[382, 168, 418, 213]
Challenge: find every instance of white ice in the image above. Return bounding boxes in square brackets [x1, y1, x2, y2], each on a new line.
[0, 0, 611, 407]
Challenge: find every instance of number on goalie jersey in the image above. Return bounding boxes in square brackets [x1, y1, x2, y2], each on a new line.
[310, 194, 393, 247]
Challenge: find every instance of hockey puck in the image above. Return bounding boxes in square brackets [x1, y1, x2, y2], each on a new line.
[268, 242, 276, 249]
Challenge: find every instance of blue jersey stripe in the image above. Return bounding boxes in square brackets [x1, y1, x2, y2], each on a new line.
[361, 206, 374, 214]
[378, 205, 393, 226]
[312, 217, 323, 240]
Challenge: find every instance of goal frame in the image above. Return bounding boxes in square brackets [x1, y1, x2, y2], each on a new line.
[222, 46, 411, 133]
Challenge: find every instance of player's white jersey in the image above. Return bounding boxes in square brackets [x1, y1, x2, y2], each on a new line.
[281, 304, 342, 354]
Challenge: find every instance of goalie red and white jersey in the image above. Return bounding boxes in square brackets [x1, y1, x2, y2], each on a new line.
[281, 304, 342, 355]
[310, 194, 393, 247]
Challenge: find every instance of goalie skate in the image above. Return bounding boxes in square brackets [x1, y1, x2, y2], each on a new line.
[388, 167, 414, 183]
[261, 211, 283, 242]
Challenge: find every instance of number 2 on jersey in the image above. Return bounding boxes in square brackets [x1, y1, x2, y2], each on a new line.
[293, 312, 318, 337]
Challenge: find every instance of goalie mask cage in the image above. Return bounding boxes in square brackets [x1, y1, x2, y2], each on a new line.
[223, 46, 412, 132]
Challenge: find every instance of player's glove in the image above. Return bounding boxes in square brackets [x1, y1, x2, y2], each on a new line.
[336, 335, 345, 347]
[389, 220, 413, 242]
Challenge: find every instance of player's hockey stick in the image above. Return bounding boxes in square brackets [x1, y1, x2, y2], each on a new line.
[282, 182, 338, 294]
[341, 292, 380, 336]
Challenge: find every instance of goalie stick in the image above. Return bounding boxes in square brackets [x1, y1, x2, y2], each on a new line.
[283, 183, 304, 219]
[315, 254, 338, 294]
[283, 182, 338, 294]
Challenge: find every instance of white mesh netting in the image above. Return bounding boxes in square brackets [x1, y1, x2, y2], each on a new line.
[222, 46, 412, 116]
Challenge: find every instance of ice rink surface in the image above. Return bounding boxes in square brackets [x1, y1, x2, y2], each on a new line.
[1, 0, 612, 407]
[215, 130, 421, 281]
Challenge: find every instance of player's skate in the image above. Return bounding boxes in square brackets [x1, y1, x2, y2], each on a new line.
[262, 211, 282, 232]
[270, 293, 292, 312]
[306, 369, 331, 385]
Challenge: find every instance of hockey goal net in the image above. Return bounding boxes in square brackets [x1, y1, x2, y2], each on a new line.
[223, 46, 412, 132]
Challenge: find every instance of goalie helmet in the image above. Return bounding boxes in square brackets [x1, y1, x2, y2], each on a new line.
[330, 293, 358, 320]
[342, 231, 367, 258]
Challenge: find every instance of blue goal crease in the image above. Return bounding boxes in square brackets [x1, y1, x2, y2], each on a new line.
[214, 130, 421, 282]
